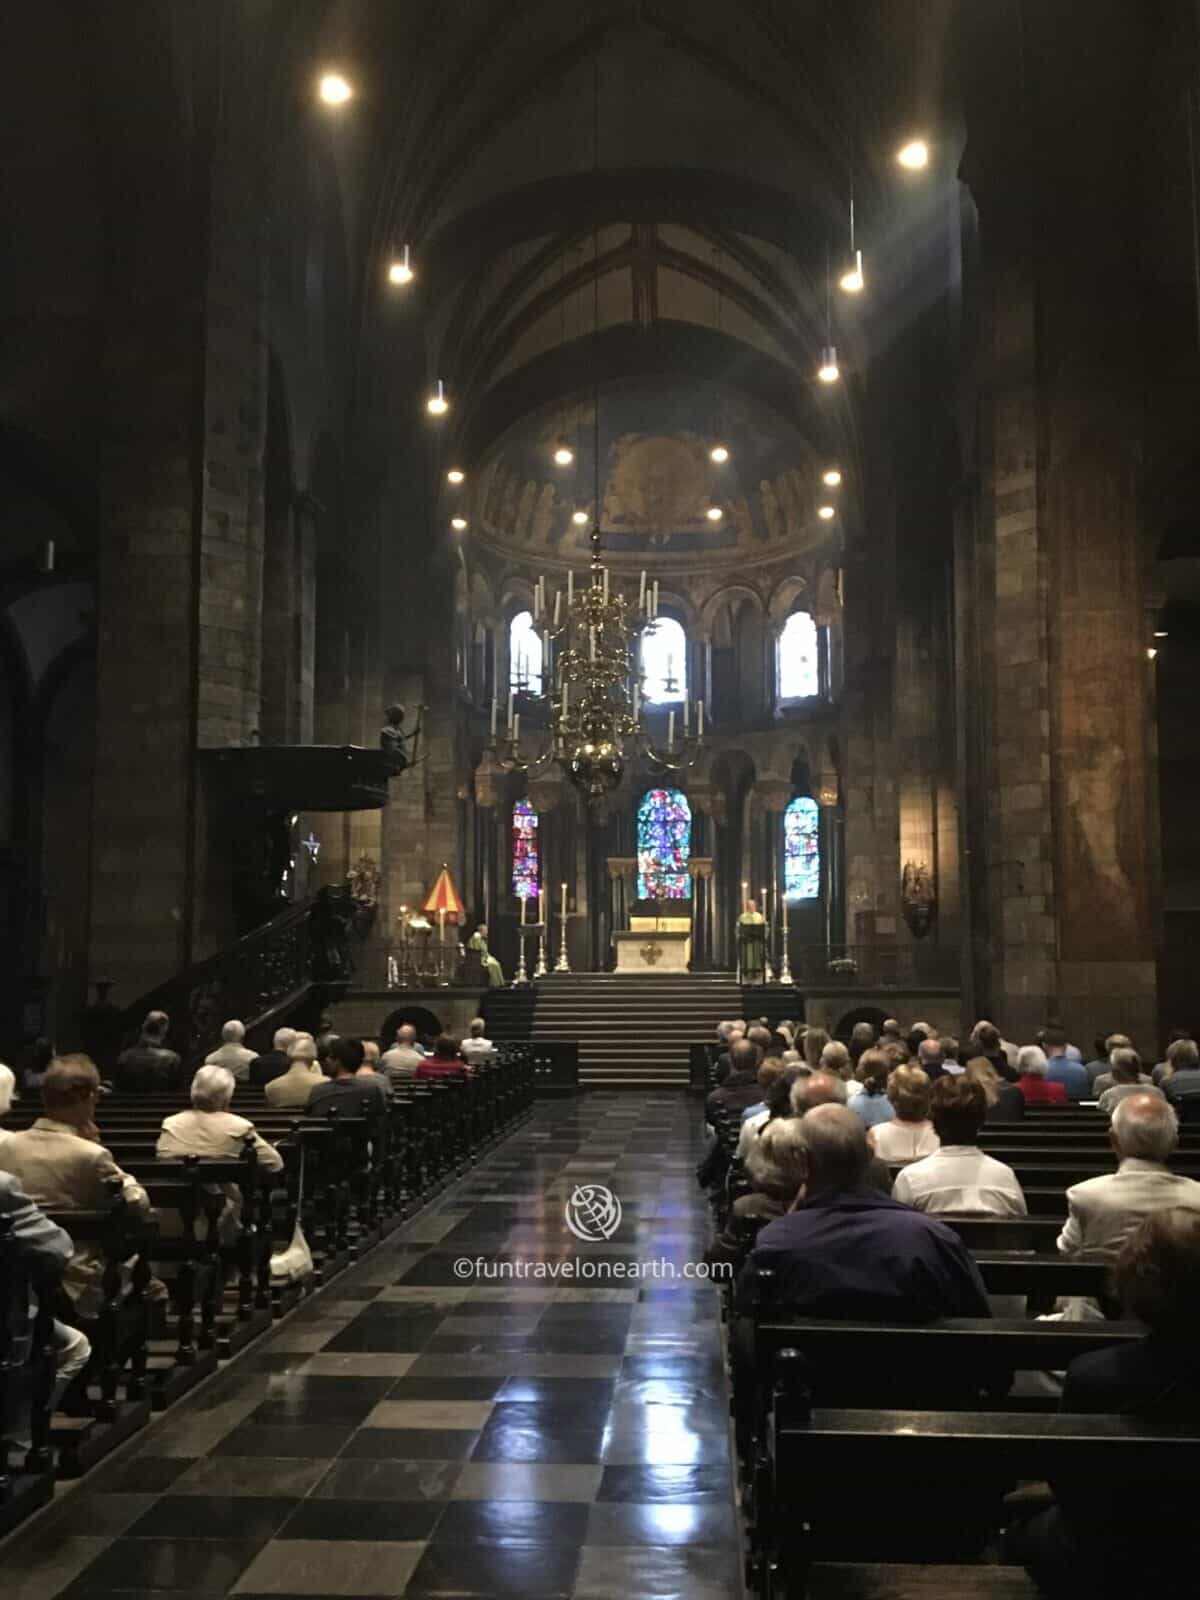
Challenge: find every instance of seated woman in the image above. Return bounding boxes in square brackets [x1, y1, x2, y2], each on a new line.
[847, 1047, 896, 1127]
[157, 1066, 283, 1245]
[867, 1064, 940, 1163]
[1015, 1045, 1069, 1107]
[1006, 1207, 1200, 1596]
[965, 1055, 1026, 1121]
[709, 1114, 806, 1272]
[416, 1034, 469, 1080]
[467, 923, 504, 986]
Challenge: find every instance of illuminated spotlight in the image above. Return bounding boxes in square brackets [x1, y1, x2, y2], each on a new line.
[1147, 646, 1158, 660]
[817, 504, 836, 521]
[822, 468, 843, 487]
[553, 439, 574, 466]
[897, 138, 930, 170]
[318, 73, 353, 106]
[817, 345, 840, 383]
[451, 516, 468, 531]
[710, 443, 730, 463]
[426, 379, 448, 416]
[387, 245, 414, 285]
[572, 510, 589, 526]
[706, 506, 724, 522]
[446, 468, 465, 485]
[839, 250, 865, 293]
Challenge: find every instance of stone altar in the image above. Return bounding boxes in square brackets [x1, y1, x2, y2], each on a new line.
[612, 929, 691, 973]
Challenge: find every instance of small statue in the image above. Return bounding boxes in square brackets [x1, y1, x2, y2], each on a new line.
[379, 703, 426, 770]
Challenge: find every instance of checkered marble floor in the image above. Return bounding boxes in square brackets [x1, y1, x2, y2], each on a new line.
[3, 1094, 743, 1600]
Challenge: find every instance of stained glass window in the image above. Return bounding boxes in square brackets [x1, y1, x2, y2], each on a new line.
[511, 799, 539, 900]
[637, 787, 692, 900]
[784, 796, 820, 900]
[778, 610, 819, 700]
[640, 616, 687, 703]
[509, 610, 543, 694]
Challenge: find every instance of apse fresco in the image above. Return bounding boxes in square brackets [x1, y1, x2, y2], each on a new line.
[637, 787, 692, 900]
[784, 795, 820, 899]
[512, 799, 539, 899]
[474, 380, 833, 566]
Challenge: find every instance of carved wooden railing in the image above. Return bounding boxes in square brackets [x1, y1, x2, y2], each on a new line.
[114, 890, 355, 1067]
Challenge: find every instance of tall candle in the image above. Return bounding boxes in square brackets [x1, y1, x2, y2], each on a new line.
[683, 698, 690, 735]
[506, 689, 514, 731]
[761, 886, 769, 934]
[567, 570, 574, 604]
[603, 569, 609, 602]
[698, 699, 705, 738]
[490, 697, 497, 738]
[512, 712, 520, 743]
[589, 627, 596, 661]
[539, 886, 546, 926]
[667, 709, 675, 748]
[520, 892, 527, 926]
[561, 680, 569, 713]
[652, 580, 659, 617]
[561, 881, 568, 921]
[742, 879, 749, 908]
[553, 590, 561, 626]
[639, 570, 646, 611]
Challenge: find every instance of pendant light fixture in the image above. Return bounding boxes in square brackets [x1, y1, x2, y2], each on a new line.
[553, 438, 575, 466]
[446, 468, 465, 485]
[839, 191, 864, 293]
[897, 137, 930, 170]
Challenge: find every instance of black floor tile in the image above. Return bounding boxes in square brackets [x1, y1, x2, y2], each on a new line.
[310, 1457, 462, 1502]
[62, 1536, 267, 1594]
[340, 1426, 481, 1460]
[123, 1494, 299, 1541]
[212, 1421, 359, 1457]
[276, 1495, 443, 1540]
[97, 1454, 199, 1493]
[430, 1499, 590, 1545]
[405, 1537, 580, 1598]
[385, 1375, 507, 1401]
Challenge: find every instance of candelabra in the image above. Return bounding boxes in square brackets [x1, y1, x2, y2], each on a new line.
[534, 922, 548, 978]
[512, 933, 530, 986]
[487, 527, 706, 806]
[555, 913, 571, 973]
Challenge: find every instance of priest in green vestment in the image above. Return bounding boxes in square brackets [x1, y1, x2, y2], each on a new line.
[737, 898, 766, 984]
[468, 923, 505, 986]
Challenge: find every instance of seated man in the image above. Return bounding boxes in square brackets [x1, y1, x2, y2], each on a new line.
[249, 1027, 297, 1087]
[1043, 1025, 1090, 1101]
[915, 1036, 946, 1083]
[1163, 1035, 1200, 1115]
[706, 1037, 763, 1120]
[459, 1018, 497, 1067]
[307, 1038, 390, 1118]
[265, 1036, 325, 1109]
[355, 1039, 392, 1094]
[158, 1066, 283, 1244]
[1091, 1042, 1154, 1100]
[1058, 1094, 1200, 1268]
[381, 1024, 424, 1085]
[737, 1104, 990, 1325]
[0, 1055, 151, 1319]
[791, 1070, 893, 1195]
[0, 1171, 91, 1460]
[416, 1035, 469, 1080]
[204, 1019, 256, 1082]
[1007, 1207, 1200, 1596]
[893, 1075, 1027, 1216]
[1097, 1047, 1165, 1117]
[113, 1010, 182, 1093]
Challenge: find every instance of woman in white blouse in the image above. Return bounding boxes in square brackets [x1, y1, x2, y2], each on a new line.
[868, 1064, 940, 1163]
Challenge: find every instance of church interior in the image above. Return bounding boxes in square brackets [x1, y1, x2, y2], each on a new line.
[3, 2, 1200, 1596]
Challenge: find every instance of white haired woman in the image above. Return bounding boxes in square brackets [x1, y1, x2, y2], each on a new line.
[157, 1066, 283, 1243]
[709, 1115, 807, 1270]
[1014, 1045, 1069, 1107]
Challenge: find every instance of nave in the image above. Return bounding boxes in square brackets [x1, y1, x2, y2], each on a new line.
[3, 1096, 742, 1600]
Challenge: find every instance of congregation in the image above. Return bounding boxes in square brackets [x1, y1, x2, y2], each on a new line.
[701, 1012, 1200, 1593]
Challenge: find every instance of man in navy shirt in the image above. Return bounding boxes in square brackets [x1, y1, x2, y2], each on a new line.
[1043, 1026, 1090, 1101]
[736, 1104, 991, 1326]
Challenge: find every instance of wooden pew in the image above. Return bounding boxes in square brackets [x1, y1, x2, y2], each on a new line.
[760, 1400, 1200, 1599]
[0, 1213, 58, 1531]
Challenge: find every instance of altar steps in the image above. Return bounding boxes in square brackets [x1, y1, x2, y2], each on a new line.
[529, 972, 745, 1089]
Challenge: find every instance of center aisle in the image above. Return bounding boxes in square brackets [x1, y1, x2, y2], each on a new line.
[6, 1093, 744, 1600]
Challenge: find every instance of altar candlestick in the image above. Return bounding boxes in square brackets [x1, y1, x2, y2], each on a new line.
[520, 892, 527, 926]
[568, 570, 574, 604]
[490, 697, 497, 738]
[506, 689, 514, 733]
[667, 709, 675, 749]
[698, 699, 705, 738]
[652, 580, 660, 617]
[553, 590, 561, 626]
[639, 570, 646, 612]
[560, 881, 568, 921]
[512, 712, 520, 744]
[683, 698, 690, 735]
[539, 886, 546, 925]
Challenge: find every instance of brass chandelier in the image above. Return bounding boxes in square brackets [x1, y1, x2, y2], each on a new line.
[488, 523, 705, 806]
